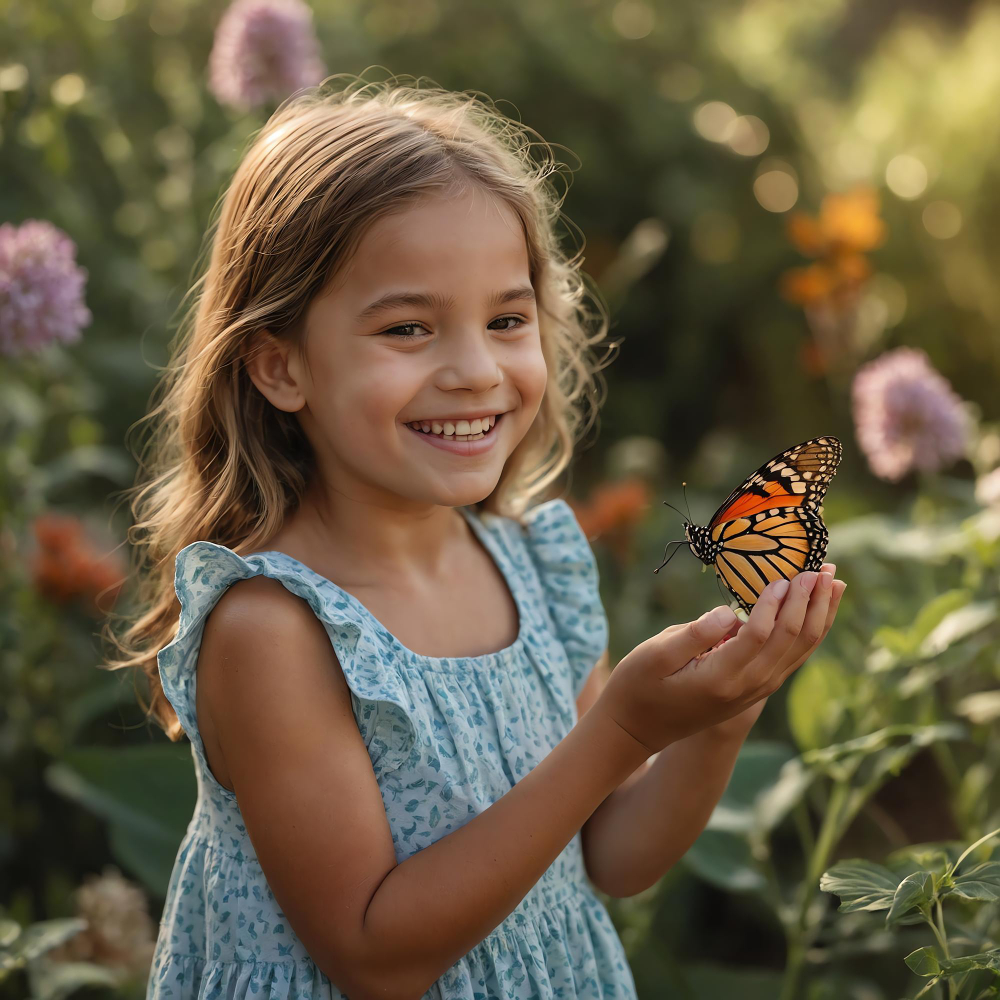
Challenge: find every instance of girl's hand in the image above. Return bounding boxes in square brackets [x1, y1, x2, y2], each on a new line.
[595, 564, 846, 756]
[699, 562, 845, 742]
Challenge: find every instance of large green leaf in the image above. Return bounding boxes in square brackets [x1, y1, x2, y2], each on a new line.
[819, 860, 901, 913]
[918, 601, 997, 658]
[682, 830, 766, 893]
[705, 740, 797, 835]
[786, 656, 851, 752]
[45, 744, 196, 897]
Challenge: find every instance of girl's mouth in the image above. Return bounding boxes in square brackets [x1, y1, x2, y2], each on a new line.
[403, 412, 505, 456]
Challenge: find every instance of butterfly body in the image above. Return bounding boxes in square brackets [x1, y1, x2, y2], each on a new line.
[661, 436, 842, 614]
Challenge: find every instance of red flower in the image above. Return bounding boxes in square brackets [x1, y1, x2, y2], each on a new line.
[31, 514, 125, 614]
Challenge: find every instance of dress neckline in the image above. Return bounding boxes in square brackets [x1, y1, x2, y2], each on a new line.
[249, 505, 527, 668]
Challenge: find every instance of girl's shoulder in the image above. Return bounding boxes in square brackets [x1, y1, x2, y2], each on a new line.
[158, 540, 416, 786]
[475, 497, 609, 695]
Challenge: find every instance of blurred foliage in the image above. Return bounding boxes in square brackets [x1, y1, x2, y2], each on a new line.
[4, 0, 1000, 998]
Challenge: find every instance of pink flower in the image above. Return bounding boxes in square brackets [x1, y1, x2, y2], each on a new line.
[208, 0, 326, 111]
[0, 220, 91, 357]
[852, 347, 969, 482]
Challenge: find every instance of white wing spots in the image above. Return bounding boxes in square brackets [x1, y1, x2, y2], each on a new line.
[791, 481, 807, 494]
[802, 471, 813, 480]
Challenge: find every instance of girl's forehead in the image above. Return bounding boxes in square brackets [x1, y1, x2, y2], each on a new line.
[328, 192, 531, 306]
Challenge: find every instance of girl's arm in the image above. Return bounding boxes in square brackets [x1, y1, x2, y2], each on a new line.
[199, 577, 653, 1000]
[576, 566, 846, 898]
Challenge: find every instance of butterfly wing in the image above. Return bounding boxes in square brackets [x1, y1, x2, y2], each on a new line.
[707, 436, 842, 528]
[709, 505, 830, 613]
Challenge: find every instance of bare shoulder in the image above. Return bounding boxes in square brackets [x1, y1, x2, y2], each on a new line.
[194, 575, 396, 995]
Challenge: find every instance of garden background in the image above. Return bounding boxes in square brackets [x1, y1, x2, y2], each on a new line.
[3, 0, 1000, 998]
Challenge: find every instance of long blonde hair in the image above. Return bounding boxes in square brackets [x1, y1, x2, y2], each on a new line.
[104, 72, 613, 741]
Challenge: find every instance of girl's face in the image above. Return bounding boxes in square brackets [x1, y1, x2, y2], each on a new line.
[289, 186, 548, 511]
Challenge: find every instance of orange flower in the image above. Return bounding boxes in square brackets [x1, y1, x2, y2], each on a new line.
[785, 185, 887, 257]
[571, 478, 651, 543]
[31, 513, 125, 614]
[780, 185, 886, 364]
[778, 263, 838, 306]
[820, 187, 886, 253]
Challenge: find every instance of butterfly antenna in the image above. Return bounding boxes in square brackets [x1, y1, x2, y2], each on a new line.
[652, 539, 686, 574]
[661, 500, 688, 523]
[682, 481, 693, 521]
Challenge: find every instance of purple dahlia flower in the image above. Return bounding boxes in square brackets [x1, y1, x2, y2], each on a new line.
[852, 346, 969, 482]
[0, 220, 91, 358]
[208, 0, 326, 111]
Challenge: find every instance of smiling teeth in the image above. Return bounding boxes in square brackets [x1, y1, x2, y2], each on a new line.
[408, 414, 498, 440]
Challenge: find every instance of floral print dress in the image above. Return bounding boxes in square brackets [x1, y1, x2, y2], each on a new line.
[147, 498, 638, 1000]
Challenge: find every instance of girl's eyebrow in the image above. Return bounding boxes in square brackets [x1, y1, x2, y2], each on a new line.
[355, 285, 536, 322]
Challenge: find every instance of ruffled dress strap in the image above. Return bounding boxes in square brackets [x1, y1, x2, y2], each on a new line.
[518, 498, 610, 698]
[157, 542, 418, 791]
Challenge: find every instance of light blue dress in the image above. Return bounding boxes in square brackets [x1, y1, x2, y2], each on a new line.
[147, 498, 638, 1000]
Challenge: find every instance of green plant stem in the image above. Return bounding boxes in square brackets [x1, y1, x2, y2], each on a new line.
[793, 800, 815, 858]
[779, 778, 850, 1000]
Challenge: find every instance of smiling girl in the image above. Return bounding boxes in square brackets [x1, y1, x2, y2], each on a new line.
[109, 74, 845, 1000]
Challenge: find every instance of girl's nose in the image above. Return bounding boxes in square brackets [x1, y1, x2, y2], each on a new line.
[436, 335, 503, 393]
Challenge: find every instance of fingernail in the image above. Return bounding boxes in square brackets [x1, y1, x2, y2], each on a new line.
[823, 562, 837, 575]
[820, 572, 832, 590]
[711, 606, 737, 628]
[772, 579, 790, 599]
[799, 572, 818, 593]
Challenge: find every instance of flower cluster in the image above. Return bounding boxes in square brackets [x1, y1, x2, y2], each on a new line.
[208, 0, 326, 110]
[851, 347, 969, 482]
[31, 514, 125, 614]
[45, 866, 156, 976]
[779, 185, 887, 375]
[0, 219, 91, 357]
[571, 478, 651, 561]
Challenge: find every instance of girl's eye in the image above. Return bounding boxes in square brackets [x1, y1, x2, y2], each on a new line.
[380, 316, 526, 339]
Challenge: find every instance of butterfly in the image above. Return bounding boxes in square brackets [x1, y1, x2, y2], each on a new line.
[654, 436, 843, 614]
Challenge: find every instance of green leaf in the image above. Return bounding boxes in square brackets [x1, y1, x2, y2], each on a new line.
[949, 862, 1000, 902]
[787, 656, 851, 752]
[683, 830, 766, 893]
[819, 860, 901, 913]
[27, 958, 121, 1000]
[905, 946, 942, 977]
[887, 870, 934, 924]
[939, 950, 1000, 976]
[910, 589, 973, 649]
[919, 601, 997, 658]
[803, 723, 966, 769]
[753, 757, 816, 834]
[45, 744, 197, 897]
[905, 946, 1000, 979]
[0, 919, 87, 972]
[706, 740, 797, 834]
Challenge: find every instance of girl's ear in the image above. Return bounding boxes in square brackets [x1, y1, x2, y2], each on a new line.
[245, 330, 306, 413]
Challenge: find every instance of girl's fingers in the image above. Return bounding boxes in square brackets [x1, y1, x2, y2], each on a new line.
[713, 579, 786, 667]
[791, 570, 834, 659]
[777, 574, 845, 682]
[747, 570, 817, 674]
[821, 579, 846, 639]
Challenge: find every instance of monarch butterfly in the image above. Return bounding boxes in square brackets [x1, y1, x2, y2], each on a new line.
[654, 436, 842, 614]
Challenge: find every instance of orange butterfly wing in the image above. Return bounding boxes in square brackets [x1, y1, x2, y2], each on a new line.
[708, 436, 842, 527]
[703, 437, 842, 613]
